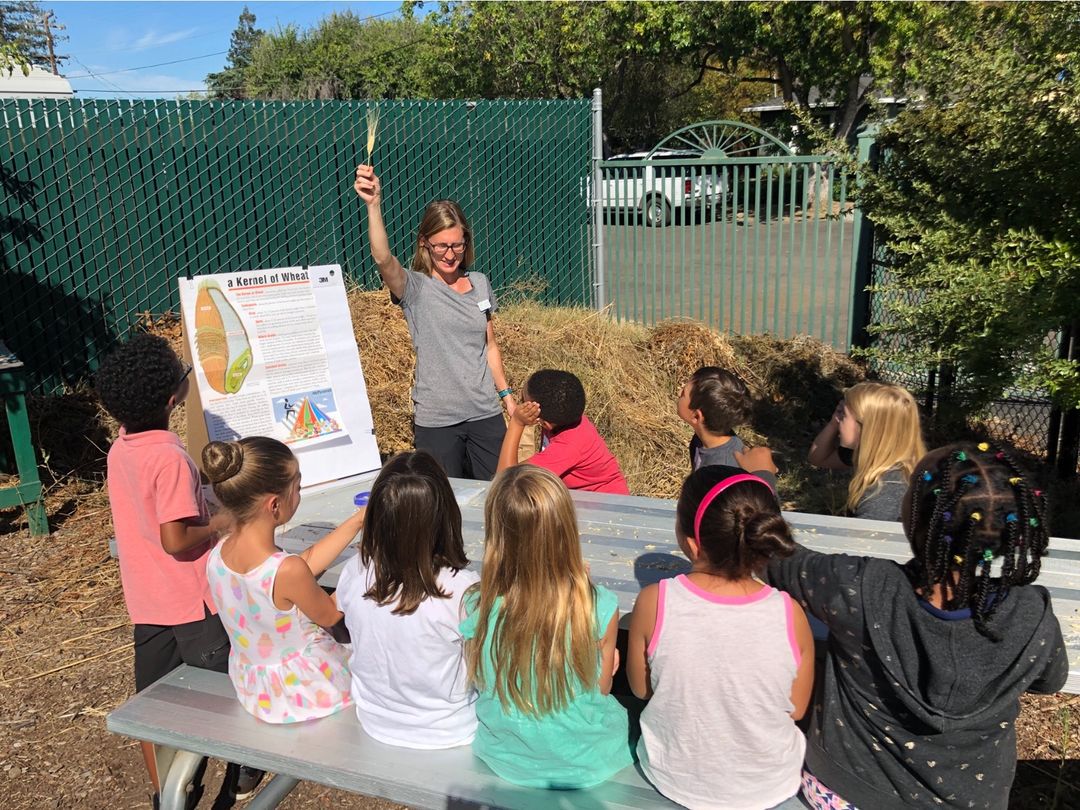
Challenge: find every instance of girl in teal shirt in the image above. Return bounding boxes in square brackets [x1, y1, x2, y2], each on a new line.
[461, 465, 633, 789]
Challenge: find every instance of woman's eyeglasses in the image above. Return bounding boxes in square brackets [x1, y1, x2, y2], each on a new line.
[426, 241, 467, 257]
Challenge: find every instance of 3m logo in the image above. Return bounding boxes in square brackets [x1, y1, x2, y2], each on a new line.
[318, 276, 329, 284]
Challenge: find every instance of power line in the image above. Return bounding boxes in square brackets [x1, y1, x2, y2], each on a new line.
[65, 50, 227, 79]
[71, 31, 433, 97]
[70, 56, 129, 94]
[72, 88, 208, 95]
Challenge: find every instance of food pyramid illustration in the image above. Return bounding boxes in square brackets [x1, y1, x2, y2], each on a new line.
[286, 397, 340, 441]
[194, 280, 253, 394]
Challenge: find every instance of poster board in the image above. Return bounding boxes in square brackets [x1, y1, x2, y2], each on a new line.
[180, 265, 380, 487]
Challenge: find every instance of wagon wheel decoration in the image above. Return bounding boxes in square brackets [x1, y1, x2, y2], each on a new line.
[646, 120, 793, 160]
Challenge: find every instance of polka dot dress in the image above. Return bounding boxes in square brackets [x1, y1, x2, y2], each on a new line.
[208, 546, 352, 724]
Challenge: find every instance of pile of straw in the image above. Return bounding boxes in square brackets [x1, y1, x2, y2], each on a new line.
[345, 289, 863, 499]
[51, 293, 862, 504]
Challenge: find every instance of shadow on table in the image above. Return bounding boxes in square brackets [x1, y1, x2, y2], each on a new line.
[632, 552, 691, 589]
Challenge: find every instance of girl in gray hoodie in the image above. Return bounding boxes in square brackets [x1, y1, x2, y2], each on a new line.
[768, 441, 1068, 809]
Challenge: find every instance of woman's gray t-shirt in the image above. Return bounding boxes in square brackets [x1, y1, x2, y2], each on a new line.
[397, 269, 501, 428]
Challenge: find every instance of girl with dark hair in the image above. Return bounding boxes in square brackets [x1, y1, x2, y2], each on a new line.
[203, 437, 363, 724]
[627, 466, 814, 810]
[354, 164, 515, 480]
[768, 442, 1069, 810]
[336, 451, 480, 748]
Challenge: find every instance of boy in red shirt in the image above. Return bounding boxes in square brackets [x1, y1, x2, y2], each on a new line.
[497, 369, 629, 494]
[97, 334, 260, 808]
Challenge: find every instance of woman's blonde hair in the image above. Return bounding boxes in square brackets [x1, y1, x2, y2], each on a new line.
[410, 199, 474, 276]
[844, 381, 926, 512]
[464, 466, 598, 716]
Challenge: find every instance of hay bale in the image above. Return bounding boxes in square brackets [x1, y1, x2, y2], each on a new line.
[494, 301, 691, 498]
[348, 289, 415, 456]
[643, 321, 761, 395]
[122, 293, 863, 503]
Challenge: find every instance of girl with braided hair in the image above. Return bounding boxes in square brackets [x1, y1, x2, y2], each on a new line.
[768, 441, 1068, 810]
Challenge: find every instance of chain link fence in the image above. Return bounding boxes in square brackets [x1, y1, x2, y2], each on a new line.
[1, 98, 592, 393]
[866, 241, 1077, 473]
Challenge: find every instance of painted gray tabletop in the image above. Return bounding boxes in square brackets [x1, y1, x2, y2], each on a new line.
[279, 476, 1080, 694]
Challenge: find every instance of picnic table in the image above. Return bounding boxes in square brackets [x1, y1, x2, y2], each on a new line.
[0, 340, 48, 536]
[108, 473, 1080, 809]
[280, 473, 1080, 694]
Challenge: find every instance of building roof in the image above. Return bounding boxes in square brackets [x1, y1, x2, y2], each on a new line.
[0, 65, 73, 99]
[742, 75, 905, 113]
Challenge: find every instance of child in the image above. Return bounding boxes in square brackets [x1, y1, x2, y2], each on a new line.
[497, 369, 629, 495]
[461, 465, 634, 788]
[678, 366, 753, 469]
[808, 381, 926, 521]
[203, 437, 361, 723]
[97, 334, 261, 804]
[336, 451, 480, 747]
[768, 442, 1068, 809]
[628, 466, 814, 810]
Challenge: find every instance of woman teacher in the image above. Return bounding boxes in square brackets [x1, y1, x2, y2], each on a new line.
[354, 164, 516, 480]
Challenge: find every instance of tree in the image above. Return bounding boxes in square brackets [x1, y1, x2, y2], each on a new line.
[242, 13, 436, 100]
[206, 6, 262, 99]
[859, 2, 1080, 413]
[0, 1, 64, 72]
[0, 41, 29, 76]
[415, 1, 763, 150]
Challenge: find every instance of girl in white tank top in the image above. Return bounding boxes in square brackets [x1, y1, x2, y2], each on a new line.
[628, 467, 815, 810]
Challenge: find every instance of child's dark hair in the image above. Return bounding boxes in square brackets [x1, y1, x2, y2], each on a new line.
[676, 465, 795, 578]
[525, 369, 586, 428]
[906, 441, 1050, 640]
[95, 333, 186, 432]
[203, 437, 297, 524]
[688, 367, 751, 436]
[359, 451, 468, 616]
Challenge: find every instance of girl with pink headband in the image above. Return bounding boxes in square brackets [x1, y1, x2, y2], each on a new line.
[627, 466, 814, 809]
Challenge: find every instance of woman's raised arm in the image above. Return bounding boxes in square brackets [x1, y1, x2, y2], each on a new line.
[354, 164, 407, 300]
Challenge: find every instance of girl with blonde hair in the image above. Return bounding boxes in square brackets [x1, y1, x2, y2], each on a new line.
[461, 465, 633, 788]
[808, 381, 926, 521]
[354, 165, 515, 480]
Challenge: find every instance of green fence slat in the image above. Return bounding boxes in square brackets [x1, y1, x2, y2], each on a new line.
[751, 163, 761, 335]
[790, 165, 799, 339]
[740, 163, 750, 334]
[4, 99, 592, 392]
[836, 169, 850, 350]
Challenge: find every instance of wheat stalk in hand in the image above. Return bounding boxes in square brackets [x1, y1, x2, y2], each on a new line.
[366, 106, 380, 163]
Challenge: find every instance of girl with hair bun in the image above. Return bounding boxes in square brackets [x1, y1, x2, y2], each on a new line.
[627, 465, 814, 810]
[202, 437, 365, 724]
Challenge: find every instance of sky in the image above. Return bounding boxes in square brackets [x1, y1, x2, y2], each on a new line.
[53, 1, 401, 98]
